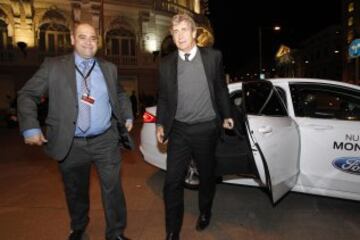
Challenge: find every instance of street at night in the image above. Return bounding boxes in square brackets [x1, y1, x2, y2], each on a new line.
[1, 0, 360, 240]
[0, 122, 359, 240]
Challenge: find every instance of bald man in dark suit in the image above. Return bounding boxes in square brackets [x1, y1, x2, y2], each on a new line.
[17, 23, 132, 240]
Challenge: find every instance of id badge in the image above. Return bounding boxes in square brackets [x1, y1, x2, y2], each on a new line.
[81, 94, 95, 105]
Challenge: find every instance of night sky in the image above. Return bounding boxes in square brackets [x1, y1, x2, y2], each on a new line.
[207, 0, 342, 74]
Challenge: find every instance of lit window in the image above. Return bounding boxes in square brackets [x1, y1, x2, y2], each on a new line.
[194, 0, 201, 14]
[107, 28, 135, 56]
[106, 27, 136, 65]
[348, 17, 353, 26]
[39, 23, 71, 55]
[348, 2, 354, 12]
[0, 20, 8, 49]
[38, 10, 71, 56]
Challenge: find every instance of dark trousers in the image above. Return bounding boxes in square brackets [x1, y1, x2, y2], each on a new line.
[59, 127, 126, 240]
[164, 120, 218, 233]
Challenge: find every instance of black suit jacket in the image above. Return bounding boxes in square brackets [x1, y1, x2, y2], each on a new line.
[156, 47, 231, 138]
[17, 54, 133, 160]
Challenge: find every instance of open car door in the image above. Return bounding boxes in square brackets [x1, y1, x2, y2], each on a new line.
[243, 81, 300, 203]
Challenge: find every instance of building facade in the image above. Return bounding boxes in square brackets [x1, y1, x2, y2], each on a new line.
[342, 0, 360, 84]
[298, 25, 342, 81]
[0, 0, 213, 112]
[273, 25, 342, 81]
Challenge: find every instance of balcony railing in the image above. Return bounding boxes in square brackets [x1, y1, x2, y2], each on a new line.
[38, 50, 72, 63]
[0, 49, 140, 67]
[153, 0, 211, 29]
[105, 55, 138, 66]
[38, 51, 138, 66]
[0, 49, 15, 63]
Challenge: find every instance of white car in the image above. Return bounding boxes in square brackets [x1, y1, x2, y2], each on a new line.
[140, 78, 360, 203]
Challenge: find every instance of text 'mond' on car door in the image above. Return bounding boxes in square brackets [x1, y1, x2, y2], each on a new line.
[243, 81, 300, 203]
[290, 83, 360, 199]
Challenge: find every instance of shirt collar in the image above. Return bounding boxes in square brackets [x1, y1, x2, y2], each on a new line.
[74, 52, 95, 67]
[178, 45, 197, 61]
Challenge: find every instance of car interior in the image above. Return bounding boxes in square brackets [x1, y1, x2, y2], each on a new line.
[215, 90, 259, 179]
[290, 83, 360, 121]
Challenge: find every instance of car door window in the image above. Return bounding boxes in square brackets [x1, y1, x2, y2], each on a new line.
[275, 87, 287, 108]
[230, 90, 243, 108]
[244, 82, 287, 116]
[290, 83, 360, 121]
[229, 90, 246, 135]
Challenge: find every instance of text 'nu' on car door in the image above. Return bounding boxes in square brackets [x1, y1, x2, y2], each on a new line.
[290, 82, 360, 200]
[243, 81, 300, 203]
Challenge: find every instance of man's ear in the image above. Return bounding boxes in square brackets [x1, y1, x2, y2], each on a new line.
[70, 34, 75, 46]
[192, 30, 197, 39]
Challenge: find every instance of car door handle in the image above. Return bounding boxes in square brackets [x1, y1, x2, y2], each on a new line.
[306, 124, 334, 130]
[258, 126, 273, 134]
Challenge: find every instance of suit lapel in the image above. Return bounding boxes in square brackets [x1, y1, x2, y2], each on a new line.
[61, 54, 77, 102]
[97, 58, 117, 107]
[199, 48, 215, 100]
[200, 48, 212, 83]
[168, 52, 178, 104]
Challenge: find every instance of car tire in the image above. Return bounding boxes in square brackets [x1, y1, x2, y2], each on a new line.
[184, 160, 199, 190]
[183, 160, 223, 190]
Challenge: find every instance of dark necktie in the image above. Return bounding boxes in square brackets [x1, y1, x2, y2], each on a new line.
[78, 60, 92, 132]
[184, 53, 190, 62]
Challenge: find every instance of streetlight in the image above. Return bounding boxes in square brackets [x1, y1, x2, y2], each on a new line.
[258, 25, 281, 79]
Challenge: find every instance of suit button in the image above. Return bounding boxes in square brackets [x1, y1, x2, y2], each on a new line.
[73, 121, 76, 125]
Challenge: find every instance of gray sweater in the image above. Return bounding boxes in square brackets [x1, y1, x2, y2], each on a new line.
[175, 51, 216, 123]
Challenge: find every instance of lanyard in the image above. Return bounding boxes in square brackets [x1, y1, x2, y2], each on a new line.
[75, 61, 96, 95]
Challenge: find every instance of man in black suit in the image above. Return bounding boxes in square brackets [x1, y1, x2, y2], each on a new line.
[156, 14, 234, 240]
[17, 23, 132, 240]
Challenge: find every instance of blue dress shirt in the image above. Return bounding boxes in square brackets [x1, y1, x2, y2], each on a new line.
[23, 53, 117, 138]
[74, 53, 112, 136]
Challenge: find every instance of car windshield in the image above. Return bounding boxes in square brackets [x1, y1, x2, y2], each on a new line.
[244, 82, 288, 117]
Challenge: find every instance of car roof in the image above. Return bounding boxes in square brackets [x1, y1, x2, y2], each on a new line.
[228, 78, 360, 91]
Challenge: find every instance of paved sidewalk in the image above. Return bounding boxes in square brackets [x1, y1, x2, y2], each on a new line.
[0, 125, 359, 240]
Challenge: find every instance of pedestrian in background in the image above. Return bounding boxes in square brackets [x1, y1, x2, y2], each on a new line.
[130, 90, 138, 118]
[156, 13, 234, 240]
[17, 22, 133, 240]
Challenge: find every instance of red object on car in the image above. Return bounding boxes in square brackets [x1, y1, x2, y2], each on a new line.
[143, 111, 156, 123]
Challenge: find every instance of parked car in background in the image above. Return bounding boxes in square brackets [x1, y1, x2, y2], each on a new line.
[140, 78, 360, 203]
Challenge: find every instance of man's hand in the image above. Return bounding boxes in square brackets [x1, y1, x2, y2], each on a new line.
[156, 125, 167, 144]
[223, 118, 234, 129]
[125, 121, 133, 132]
[24, 133, 48, 146]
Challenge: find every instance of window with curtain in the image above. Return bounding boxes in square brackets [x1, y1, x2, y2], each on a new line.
[39, 22, 70, 54]
[106, 28, 136, 57]
[0, 20, 8, 50]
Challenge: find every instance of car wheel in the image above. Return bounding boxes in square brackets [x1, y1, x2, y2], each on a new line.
[184, 160, 199, 190]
